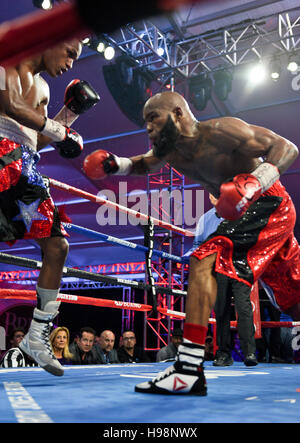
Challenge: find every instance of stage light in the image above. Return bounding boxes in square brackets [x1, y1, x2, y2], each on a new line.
[189, 74, 212, 111]
[269, 58, 281, 81]
[82, 37, 91, 45]
[33, 0, 53, 9]
[103, 55, 153, 127]
[157, 47, 165, 56]
[96, 42, 105, 53]
[287, 53, 299, 72]
[213, 69, 233, 101]
[104, 46, 115, 60]
[248, 63, 267, 85]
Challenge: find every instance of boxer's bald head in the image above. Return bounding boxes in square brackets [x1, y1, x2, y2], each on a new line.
[144, 91, 194, 120]
[143, 91, 197, 149]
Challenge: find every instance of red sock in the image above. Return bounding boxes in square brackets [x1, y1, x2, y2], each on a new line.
[184, 323, 208, 345]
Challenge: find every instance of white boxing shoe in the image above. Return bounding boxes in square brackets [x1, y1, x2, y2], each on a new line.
[19, 301, 64, 376]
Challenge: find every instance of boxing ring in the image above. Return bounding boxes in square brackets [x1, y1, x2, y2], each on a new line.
[1, 363, 300, 423]
[1, 178, 300, 424]
[1, 0, 300, 425]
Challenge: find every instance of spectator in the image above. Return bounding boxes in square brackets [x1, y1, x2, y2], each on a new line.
[118, 330, 151, 363]
[50, 327, 73, 365]
[156, 328, 183, 362]
[280, 312, 295, 363]
[69, 327, 101, 365]
[0, 328, 37, 368]
[94, 330, 120, 364]
[8, 328, 25, 349]
[204, 334, 215, 361]
[256, 287, 285, 363]
[213, 274, 257, 367]
[94, 334, 101, 345]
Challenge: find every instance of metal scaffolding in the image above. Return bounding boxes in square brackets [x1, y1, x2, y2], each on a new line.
[104, 7, 300, 80]
[143, 158, 186, 352]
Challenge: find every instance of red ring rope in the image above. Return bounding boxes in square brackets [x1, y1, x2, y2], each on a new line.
[158, 306, 300, 327]
[0, 2, 88, 68]
[50, 178, 194, 236]
[1, 289, 300, 328]
[0, 289, 153, 312]
[0, 0, 207, 68]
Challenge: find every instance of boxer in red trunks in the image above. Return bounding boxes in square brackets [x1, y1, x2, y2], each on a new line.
[84, 90, 299, 395]
[0, 40, 99, 376]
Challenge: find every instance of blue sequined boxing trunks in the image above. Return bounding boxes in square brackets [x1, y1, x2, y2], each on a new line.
[0, 137, 67, 244]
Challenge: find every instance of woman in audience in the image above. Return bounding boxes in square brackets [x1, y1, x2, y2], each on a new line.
[50, 327, 73, 365]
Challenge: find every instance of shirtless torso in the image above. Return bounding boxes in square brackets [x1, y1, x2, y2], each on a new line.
[0, 41, 81, 151]
[137, 102, 297, 198]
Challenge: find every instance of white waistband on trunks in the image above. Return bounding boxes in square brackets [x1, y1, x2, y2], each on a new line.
[0, 115, 37, 151]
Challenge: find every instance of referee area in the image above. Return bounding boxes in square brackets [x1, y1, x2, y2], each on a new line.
[1, 361, 300, 424]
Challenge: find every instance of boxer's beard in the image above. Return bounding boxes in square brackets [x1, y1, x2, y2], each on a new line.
[152, 115, 180, 159]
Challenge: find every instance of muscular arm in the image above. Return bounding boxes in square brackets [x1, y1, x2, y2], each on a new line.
[213, 117, 298, 220]
[0, 67, 45, 131]
[248, 124, 298, 174]
[211, 117, 298, 174]
[129, 149, 166, 175]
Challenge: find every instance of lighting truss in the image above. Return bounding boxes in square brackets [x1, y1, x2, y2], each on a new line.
[108, 8, 300, 80]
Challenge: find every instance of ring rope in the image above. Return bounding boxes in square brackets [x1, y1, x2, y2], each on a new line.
[144, 217, 157, 312]
[0, 2, 87, 68]
[157, 307, 300, 327]
[0, 252, 187, 298]
[64, 222, 187, 264]
[50, 178, 194, 237]
[2, 289, 299, 329]
[0, 0, 206, 68]
[0, 289, 152, 312]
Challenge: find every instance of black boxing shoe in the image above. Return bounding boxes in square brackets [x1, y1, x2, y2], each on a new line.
[244, 353, 258, 367]
[213, 351, 234, 367]
[135, 361, 207, 396]
[135, 341, 207, 396]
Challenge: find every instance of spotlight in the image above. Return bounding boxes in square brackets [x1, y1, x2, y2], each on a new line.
[96, 42, 105, 53]
[104, 46, 115, 60]
[33, 0, 53, 9]
[269, 58, 281, 81]
[103, 55, 153, 127]
[189, 74, 212, 111]
[248, 63, 267, 85]
[287, 53, 299, 72]
[213, 69, 233, 101]
[82, 37, 91, 45]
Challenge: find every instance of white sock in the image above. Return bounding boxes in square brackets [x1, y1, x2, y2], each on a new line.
[36, 286, 59, 311]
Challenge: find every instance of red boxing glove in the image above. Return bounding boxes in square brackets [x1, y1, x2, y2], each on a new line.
[83, 149, 133, 179]
[216, 174, 262, 221]
[83, 149, 110, 180]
